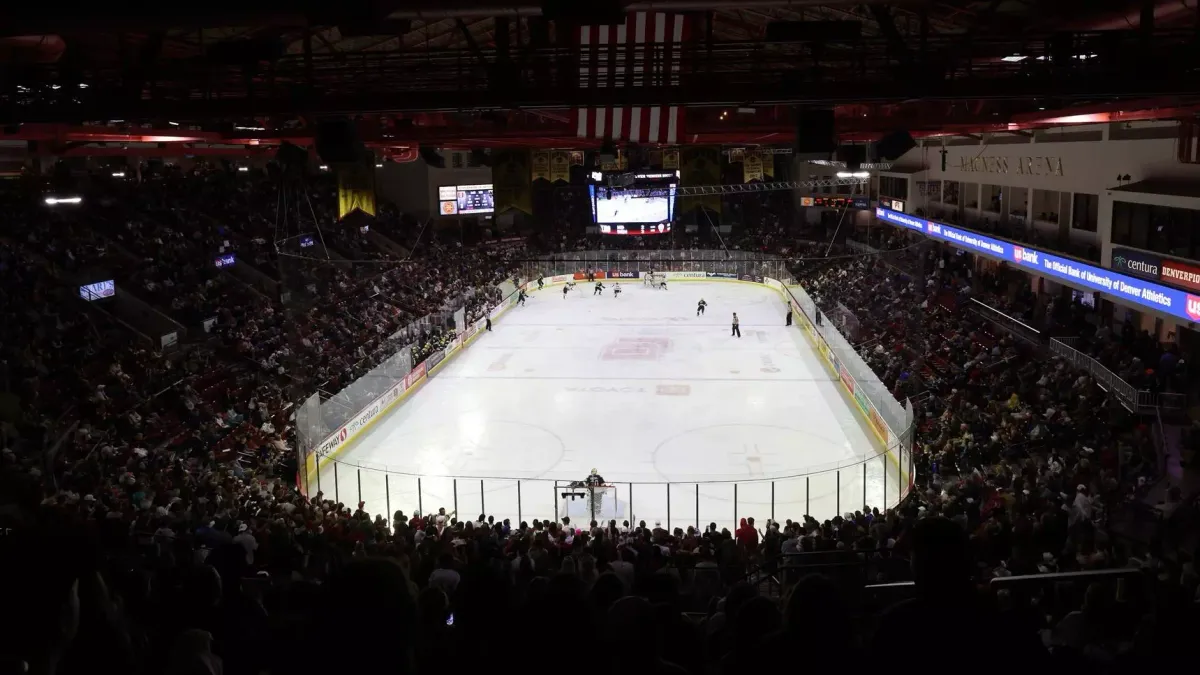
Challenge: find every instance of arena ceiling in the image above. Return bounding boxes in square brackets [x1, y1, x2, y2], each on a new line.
[1, 1, 1198, 156]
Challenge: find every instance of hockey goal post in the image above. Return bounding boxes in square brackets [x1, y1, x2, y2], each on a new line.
[555, 481, 623, 525]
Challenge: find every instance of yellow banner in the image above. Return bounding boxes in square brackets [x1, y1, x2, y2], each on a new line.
[492, 149, 533, 215]
[743, 147, 764, 183]
[336, 155, 377, 219]
[662, 147, 680, 170]
[679, 146, 722, 215]
[550, 151, 571, 183]
[531, 151, 551, 183]
[600, 149, 629, 172]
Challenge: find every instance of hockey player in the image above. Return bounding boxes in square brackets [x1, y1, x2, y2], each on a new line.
[594, 281, 605, 296]
[613, 283, 622, 298]
[517, 288, 527, 306]
[563, 283, 571, 299]
[537, 276, 544, 291]
[658, 277, 668, 290]
[697, 299, 707, 316]
[731, 312, 741, 338]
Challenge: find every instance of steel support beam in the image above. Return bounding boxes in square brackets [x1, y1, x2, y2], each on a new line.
[625, 177, 867, 198]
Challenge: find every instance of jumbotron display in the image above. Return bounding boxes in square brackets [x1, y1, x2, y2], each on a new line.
[589, 172, 677, 234]
[438, 184, 495, 215]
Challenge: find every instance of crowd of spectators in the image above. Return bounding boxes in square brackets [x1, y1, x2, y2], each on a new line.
[2, 173, 1197, 675]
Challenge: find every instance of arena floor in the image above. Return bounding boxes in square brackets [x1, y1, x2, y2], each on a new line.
[318, 280, 898, 530]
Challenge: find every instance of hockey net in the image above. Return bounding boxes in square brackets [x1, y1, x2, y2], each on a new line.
[555, 482, 623, 524]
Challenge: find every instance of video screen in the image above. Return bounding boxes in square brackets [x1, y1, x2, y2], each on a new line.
[438, 184, 494, 215]
[79, 280, 115, 301]
[591, 185, 674, 224]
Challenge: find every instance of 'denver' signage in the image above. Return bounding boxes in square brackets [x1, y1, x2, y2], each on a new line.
[1162, 258, 1200, 293]
[1110, 247, 1163, 281]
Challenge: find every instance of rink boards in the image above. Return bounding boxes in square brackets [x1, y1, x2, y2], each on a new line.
[303, 271, 909, 503]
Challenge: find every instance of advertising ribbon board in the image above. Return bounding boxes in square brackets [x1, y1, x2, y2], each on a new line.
[874, 207, 1200, 323]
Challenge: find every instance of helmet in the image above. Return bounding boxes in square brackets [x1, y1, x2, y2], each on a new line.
[590, 468, 598, 475]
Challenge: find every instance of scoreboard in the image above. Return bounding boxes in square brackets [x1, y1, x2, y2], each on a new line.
[800, 195, 870, 209]
[438, 184, 495, 215]
[598, 223, 672, 236]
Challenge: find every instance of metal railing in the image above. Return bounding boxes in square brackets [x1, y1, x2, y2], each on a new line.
[967, 298, 1043, 348]
[1048, 337, 1186, 414]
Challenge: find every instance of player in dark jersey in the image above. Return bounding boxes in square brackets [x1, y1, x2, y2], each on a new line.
[594, 282, 605, 296]
[518, 289, 527, 306]
[563, 284, 571, 299]
[537, 276, 544, 291]
[697, 299, 707, 316]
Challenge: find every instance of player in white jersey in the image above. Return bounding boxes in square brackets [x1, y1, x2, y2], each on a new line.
[613, 283, 622, 298]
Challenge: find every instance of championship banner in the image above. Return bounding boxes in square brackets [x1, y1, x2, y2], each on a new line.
[336, 153, 377, 220]
[729, 147, 745, 163]
[550, 151, 571, 183]
[743, 148, 764, 183]
[663, 148, 680, 170]
[679, 146, 722, 215]
[762, 152, 775, 179]
[492, 150, 533, 215]
[531, 151, 551, 183]
[600, 149, 628, 172]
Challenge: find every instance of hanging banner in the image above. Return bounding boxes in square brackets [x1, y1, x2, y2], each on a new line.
[569, 150, 585, 166]
[550, 151, 571, 183]
[762, 152, 775, 179]
[680, 146, 722, 215]
[600, 149, 627, 172]
[492, 150, 533, 215]
[743, 148, 764, 183]
[337, 152, 377, 220]
[663, 147, 680, 170]
[531, 151, 551, 183]
[729, 147, 745, 163]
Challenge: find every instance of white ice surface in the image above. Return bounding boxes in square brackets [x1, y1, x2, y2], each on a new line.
[317, 281, 899, 531]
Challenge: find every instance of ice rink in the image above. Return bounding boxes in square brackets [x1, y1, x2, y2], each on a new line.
[316, 279, 901, 530]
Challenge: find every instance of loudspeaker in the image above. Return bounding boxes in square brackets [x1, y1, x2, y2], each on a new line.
[419, 146, 445, 169]
[875, 130, 916, 161]
[315, 119, 364, 164]
[795, 109, 836, 154]
[836, 144, 866, 170]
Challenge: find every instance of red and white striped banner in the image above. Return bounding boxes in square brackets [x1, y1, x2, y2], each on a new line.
[573, 12, 689, 145]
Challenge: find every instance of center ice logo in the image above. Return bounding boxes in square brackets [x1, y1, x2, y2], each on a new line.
[1187, 295, 1200, 321]
[601, 336, 670, 360]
